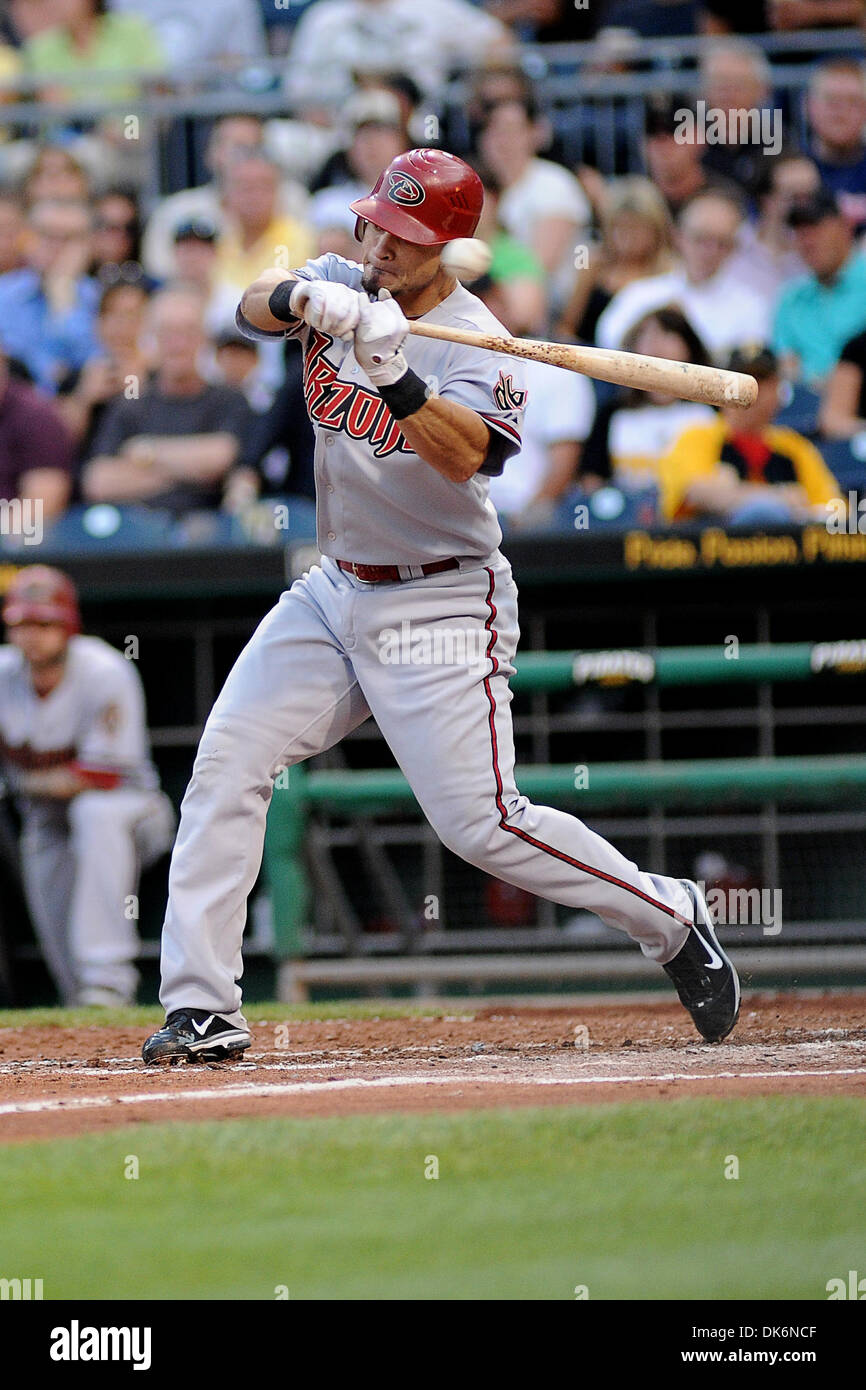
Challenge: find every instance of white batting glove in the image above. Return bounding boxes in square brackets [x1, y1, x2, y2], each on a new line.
[289, 280, 361, 339]
[354, 289, 410, 386]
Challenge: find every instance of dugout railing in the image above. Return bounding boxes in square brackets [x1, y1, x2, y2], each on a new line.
[262, 640, 866, 997]
[6, 537, 866, 1000]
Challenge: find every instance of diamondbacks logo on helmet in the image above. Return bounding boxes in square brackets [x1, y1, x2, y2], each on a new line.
[493, 371, 528, 412]
[387, 171, 426, 207]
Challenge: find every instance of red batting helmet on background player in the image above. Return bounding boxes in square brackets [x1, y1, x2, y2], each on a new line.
[350, 148, 484, 246]
[2, 566, 81, 634]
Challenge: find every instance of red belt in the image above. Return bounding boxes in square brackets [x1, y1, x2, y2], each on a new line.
[337, 557, 459, 584]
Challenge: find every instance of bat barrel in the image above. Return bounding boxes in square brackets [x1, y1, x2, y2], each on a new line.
[408, 321, 758, 410]
[560, 344, 758, 410]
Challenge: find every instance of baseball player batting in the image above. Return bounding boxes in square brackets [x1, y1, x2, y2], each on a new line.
[143, 149, 739, 1064]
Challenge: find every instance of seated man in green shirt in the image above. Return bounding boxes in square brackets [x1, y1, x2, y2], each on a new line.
[772, 188, 866, 388]
[24, 0, 164, 104]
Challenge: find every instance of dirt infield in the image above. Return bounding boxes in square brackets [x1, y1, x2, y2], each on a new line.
[0, 993, 864, 1143]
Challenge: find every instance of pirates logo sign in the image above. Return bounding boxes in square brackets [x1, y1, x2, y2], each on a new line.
[387, 171, 426, 207]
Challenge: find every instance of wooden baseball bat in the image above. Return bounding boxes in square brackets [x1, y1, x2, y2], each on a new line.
[408, 321, 758, 409]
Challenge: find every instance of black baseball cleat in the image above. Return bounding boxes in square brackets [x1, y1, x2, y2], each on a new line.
[142, 1009, 251, 1065]
[663, 879, 740, 1043]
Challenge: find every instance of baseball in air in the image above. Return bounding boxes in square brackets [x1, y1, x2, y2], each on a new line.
[440, 237, 493, 282]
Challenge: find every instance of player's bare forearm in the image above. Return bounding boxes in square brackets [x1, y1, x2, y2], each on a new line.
[398, 396, 491, 483]
[240, 269, 300, 335]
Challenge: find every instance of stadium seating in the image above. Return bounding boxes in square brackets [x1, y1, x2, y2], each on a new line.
[818, 437, 866, 493]
[776, 383, 822, 438]
[552, 484, 660, 532]
[38, 505, 176, 554]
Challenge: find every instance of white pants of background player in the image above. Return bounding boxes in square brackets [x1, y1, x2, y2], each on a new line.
[21, 788, 176, 1004]
[160, 553, 693, 1028]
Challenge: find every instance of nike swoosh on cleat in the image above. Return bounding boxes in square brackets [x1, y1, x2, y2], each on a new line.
[700, 939, 725, 970]
[191, 1015, 215, 1036]
[684, 882, 727, 971]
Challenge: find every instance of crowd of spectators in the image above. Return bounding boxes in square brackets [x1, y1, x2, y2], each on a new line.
[0, 0, 865, 545]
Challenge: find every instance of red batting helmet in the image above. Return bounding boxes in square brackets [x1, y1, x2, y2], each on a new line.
[2, 566, 81, 634]
[350, 148, 484, 246]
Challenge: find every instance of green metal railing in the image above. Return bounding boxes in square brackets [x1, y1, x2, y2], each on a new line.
[263, 641, 866, 959]
[510, 643, 835, 691]
[296, 756, 866, 815]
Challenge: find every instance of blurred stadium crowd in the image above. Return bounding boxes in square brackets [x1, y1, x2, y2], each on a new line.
[0, 0, 865, 545]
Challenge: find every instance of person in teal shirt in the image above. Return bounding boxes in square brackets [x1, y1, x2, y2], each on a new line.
[773, 188, 866, 387]
[24, 0, 164, 104]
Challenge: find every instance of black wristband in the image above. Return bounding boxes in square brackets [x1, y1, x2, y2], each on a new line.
[267, 279, 298, 323]
[377, 367, 429, 420]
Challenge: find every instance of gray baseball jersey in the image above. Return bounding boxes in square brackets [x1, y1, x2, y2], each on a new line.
[0, 635, 159, 793]
[237, 253, 527, 564]
[0, 635, 175, 1004]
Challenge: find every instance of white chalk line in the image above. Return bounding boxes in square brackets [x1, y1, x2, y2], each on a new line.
[1, 1066, 865, 1118]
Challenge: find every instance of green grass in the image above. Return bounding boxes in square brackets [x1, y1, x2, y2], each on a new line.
[0, 1098, 863, 1300]
[0, 1001, 474, 1030]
